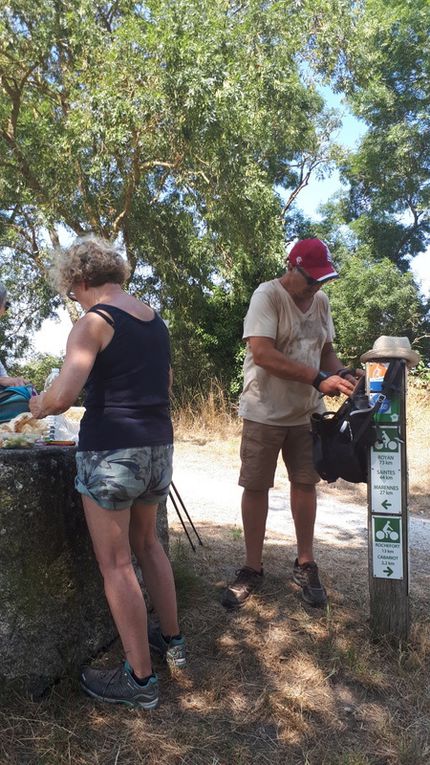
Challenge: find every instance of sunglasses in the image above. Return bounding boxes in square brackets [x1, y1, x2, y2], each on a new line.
[4, 301, 10, 310]
[295, 265, 319, 287]
[67, 289, 77, 302]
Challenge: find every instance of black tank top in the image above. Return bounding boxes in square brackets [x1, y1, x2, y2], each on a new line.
[77, 304, 173, 451]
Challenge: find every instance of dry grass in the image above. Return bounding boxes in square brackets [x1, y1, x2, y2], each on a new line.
[172, 381, 242, 443]
[406, 386, 430, 510]
[1, 385, 429, 764]
[2, 529, 430, 765]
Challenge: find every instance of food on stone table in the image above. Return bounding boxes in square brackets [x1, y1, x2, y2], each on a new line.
[0, 413, 48, 447]
[1, 412, 48, 435]
[0, 433, 39, 448]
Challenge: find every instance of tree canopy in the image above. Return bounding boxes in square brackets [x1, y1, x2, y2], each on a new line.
[0, 0, 428, 393]
[325, 0, 430, 270]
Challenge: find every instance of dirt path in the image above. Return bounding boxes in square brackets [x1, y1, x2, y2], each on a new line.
[169, 437, 430, 578]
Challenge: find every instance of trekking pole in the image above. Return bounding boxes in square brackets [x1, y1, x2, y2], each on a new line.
[170, 481, 203, 547]
[168, 489, 196, 551]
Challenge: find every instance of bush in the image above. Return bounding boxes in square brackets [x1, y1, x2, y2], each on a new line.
[10, 354, 64, 394]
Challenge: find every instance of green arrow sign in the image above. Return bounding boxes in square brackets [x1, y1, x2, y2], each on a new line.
[381, 500, 392, 510]
[383, 566, 393, 577]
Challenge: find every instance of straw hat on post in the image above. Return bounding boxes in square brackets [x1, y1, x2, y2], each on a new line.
[360, 336, 420, 369]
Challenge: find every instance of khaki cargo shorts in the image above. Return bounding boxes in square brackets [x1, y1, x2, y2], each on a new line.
[239, 419, 320, 490]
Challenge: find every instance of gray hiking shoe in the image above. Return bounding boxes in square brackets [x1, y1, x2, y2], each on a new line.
[221, 566, 264, 610]
[292, 558, 327, 607]
[148, 625, 187, 669]
[80, 661, 159, 709]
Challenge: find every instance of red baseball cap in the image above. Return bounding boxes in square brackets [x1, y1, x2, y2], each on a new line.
[289, 238, 339, 283]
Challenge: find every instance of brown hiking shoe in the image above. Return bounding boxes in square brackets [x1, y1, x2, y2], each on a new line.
[292, 558, 327, 607]
[221, 566, 264, 610]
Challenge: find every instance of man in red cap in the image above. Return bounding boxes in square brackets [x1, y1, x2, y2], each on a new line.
[222, 238, 359, 609]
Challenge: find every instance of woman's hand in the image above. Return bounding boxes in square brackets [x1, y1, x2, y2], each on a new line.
[29, 392, 47, 419]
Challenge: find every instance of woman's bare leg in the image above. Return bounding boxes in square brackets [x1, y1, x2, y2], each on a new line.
[82, 496, 152, 678]
[129, 500, 179, 637]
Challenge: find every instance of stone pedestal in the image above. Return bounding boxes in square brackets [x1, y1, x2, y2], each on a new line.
[0, 446, 169, 698]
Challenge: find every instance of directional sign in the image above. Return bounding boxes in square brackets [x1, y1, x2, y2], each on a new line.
[370, 426, 402, 514]
[372, 516, 403, 580]
[366, 357, 408, 638]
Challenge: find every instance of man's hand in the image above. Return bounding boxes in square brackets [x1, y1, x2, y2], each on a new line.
[318, 375, 356, 397]
[336, 367, 365, 385]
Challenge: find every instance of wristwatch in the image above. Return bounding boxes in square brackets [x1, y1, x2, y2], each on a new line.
[312, 371, 329, 390]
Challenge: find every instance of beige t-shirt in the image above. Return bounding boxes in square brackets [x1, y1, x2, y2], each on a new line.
[238, 279, 335, 426]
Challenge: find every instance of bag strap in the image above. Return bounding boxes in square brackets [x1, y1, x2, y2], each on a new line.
[351, 359, 405, 445]
[328, 375, 364, 425]
[338, 359, 405, 444]
[381, 358, 405, 397]
[351, 397, 383, 445]
[316, 359, 405, 443]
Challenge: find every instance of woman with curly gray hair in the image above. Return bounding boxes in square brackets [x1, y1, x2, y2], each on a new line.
[30, 237, 185, 710]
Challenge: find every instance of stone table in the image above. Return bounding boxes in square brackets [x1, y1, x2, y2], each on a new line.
[0, 445, 169, 698]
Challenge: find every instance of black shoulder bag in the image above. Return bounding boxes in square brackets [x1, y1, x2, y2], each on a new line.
[310, 360, 404, 484]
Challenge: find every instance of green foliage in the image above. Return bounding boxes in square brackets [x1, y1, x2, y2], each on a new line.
[0, 0, 429, 393]
[409, 362, 430, 389]
[0, 0, 353, 391]
[312, 0, 430, 368]
[0, 255, 63, 364]
[325, 248, 426, 366]
[324, 0, 430, 269]
[10, 353, 64, 393]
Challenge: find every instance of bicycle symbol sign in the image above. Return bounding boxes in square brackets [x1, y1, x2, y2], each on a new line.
[374, 517, 400, 543]
[373, 426, 400, 453]
[372, 516, 403, 580]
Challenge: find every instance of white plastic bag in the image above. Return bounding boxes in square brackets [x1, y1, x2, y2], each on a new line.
[52, 413, 81, 442]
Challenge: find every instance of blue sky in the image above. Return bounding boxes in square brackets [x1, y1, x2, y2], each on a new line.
[296, 85, 367, 218]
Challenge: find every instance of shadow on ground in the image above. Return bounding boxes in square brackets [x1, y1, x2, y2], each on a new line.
[2, 522, 430, 765]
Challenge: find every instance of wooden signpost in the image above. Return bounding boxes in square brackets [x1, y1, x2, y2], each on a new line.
[366, 359, 409, 642]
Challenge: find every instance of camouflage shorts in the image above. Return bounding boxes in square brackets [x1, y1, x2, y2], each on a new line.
[75, 444, 173, 511]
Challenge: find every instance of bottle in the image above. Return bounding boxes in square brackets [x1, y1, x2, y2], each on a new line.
[43, 367, 60, 440]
